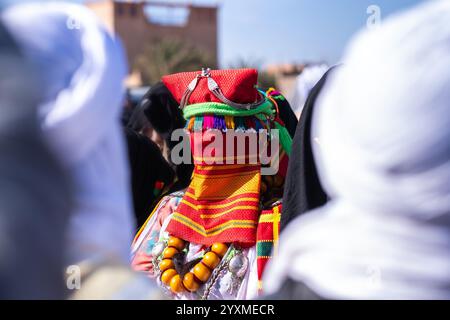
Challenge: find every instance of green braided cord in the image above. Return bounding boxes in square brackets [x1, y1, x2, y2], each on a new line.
[255, 113, 269, 122]
[182, 100, 274, 119]
[274, 121, 293, 156]
[183, 100, 292, 155]
[255, 113, 292, 156]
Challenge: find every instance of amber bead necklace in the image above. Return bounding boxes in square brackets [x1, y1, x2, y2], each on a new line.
[159, 236, 229, 294]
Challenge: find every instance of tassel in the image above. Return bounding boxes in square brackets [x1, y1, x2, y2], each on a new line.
[235, 117, 246, 131]
[187, 117, 195, 131]
[267, 88, 282, 97]
[214, 115, 226, 131]
[245, 117, 256, 129]
[194, 116, 203, 132]
[225, 116, 235, 129]
[274, 121, 293, 156]
[255, 115, 268, 131]
[255, 118, 264, 131]
[153, 181, 165, 197]
[203, 115, 214, 129]
[274, 116, 285, 126]
[263, 116, 271, 130]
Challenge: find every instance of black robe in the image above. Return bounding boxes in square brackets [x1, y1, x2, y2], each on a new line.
[280, 68, 335, 231]
[124, 127, 175, 228]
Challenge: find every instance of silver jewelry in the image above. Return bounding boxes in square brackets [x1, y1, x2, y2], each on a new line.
[228, 254, 249, 278]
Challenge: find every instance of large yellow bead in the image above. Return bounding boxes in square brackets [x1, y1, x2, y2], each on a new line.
[183, 272, 201, 292]
[211, 243, 228, 258]
[168, 237, 186, 251]
[202, 251, 220, 269]
[159, 259, 174, 272]
[170, 274, 185, 293]
[163, 247, 179, 259]
[161, 269, 177, 285]
[193, 263, 212, 283]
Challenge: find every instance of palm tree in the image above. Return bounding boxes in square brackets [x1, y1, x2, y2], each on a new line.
[135, 38, 215, 85]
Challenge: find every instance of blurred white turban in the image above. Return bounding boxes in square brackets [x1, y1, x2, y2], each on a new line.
[264, 0, 450, 299]
[291, 64, 328, 117]
[2, 2, 134, 264]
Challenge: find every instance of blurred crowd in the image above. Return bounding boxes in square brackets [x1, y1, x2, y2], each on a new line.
[0, 1, 449, 300]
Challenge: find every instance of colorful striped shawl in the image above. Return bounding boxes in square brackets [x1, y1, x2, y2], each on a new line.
[166, 164, 261, 247]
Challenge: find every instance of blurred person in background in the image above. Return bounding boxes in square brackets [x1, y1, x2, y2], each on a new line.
[290, 64, 329, 119]
[125, 83, 195, 229]
[127, 82, 194, 193]
[127, 83, 183, 159]
[124, 126, 175, 229]
[264, 0, 450, 299]
[0, 22, 72, 299]
[2, 2, 162, 299]
[121, 90, 135, 128]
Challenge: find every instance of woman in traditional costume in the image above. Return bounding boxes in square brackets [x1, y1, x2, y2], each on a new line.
[131, 68, 294, 299]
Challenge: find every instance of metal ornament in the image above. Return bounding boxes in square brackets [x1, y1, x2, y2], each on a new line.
[228, 254, 249, 278]
[151, 241, 165, 258]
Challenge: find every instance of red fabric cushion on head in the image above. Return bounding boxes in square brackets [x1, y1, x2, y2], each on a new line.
[162, 69, 259, 105]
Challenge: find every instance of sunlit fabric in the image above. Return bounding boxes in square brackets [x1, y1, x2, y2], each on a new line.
[0, 21, 72, 299]
[2, 2, 134, 264]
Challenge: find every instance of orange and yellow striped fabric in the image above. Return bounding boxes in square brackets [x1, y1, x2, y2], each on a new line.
[166, 164, 261, 247]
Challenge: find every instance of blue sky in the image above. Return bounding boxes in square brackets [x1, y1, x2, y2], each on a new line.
[218, 0, 425, 67]
[4, 0, 426, 66]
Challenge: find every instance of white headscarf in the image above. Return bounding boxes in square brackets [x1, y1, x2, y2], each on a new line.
[264, 0, 450, 299]
[2, 2, 134, 264]
[291, 64, 328, 118]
